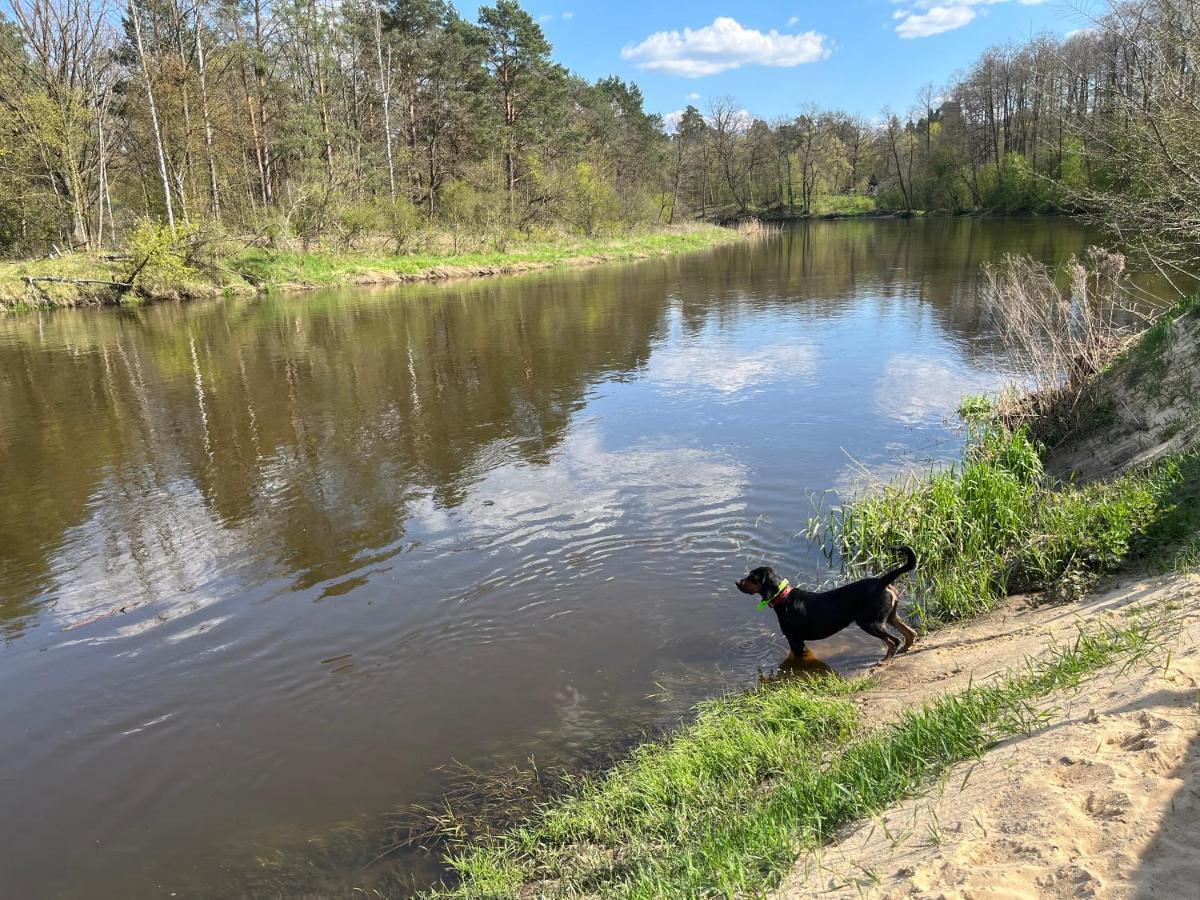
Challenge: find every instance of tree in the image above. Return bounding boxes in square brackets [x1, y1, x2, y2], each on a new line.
[476, 0, 559, 208]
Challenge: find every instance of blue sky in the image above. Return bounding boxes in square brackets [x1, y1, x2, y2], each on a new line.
[466, 1, 1100, 122]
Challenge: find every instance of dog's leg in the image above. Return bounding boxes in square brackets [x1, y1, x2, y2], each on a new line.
[886, 586, 918, 652]
[888, 609, 918, 651]
[859, 622, 900, 663]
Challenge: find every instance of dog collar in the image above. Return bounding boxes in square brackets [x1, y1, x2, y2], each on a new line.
[759, 579, 792, 610]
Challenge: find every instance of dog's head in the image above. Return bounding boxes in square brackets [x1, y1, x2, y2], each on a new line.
[735, 566, 781, 597]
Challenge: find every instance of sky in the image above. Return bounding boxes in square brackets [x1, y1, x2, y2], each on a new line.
[464, 1, 1102, 124]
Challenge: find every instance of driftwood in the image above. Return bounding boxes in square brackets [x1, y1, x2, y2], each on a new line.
[23, 275, 133, 289]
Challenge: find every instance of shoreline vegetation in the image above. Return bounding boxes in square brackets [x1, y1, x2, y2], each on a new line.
[0, 223, 748, 312]
[405, 293, 1200, 898]
[426, 614, 1174, 898]
[4, 0, 1191, 315]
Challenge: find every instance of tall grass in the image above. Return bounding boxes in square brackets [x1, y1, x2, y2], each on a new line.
[982, 248, 1141, 433]
[429, 612, 1169, 898]
[818, 416, 1197, 627]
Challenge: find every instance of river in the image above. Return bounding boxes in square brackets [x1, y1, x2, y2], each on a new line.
[0, 218, 1160, 896]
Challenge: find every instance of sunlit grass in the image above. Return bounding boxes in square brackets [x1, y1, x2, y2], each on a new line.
[809, 194, 877, 217]
[1, 225, 743, 310]
[428, 612, 1170, 898]
[230, 226, 741, 288]
[818, 418, 1199, 627]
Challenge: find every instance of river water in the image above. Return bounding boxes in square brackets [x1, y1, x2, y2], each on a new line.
[0, 219, 1154, 896]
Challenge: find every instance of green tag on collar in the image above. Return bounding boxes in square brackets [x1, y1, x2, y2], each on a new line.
[758, 578, 790, 610]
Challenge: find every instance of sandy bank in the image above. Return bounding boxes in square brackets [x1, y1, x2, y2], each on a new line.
[777, 571, 1200, 899]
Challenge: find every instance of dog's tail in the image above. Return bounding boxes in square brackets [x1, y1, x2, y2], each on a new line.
[878, 545, 916, 587]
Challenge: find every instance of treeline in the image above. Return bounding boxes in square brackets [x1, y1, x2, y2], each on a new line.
[0, 0, 666, 254]
[674, 0, 1199, 244]
[1, 0, 1197, 263]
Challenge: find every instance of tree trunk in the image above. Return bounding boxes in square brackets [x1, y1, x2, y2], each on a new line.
[195, 22, 221, 221]
[374, 10, 397, 203]
[130, 0, 176, 229]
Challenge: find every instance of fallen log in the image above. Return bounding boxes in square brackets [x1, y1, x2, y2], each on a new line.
[23, 275, 133, 289]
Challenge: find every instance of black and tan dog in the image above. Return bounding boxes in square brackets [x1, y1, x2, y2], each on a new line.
[736, 547, 919, 665]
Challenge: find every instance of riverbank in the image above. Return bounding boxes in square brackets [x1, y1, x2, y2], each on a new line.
[419, 297, 1200, 897]
[428, 591, 1190, 898]
[0, 224, 745, 312]
[775, 572, 1200, 899]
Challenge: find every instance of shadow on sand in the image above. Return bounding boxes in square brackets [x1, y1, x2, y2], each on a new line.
[1132, 706, 1200, 897]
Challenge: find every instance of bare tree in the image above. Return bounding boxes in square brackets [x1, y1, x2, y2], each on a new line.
[708, 97, 750, 214]
[129, 0, 176, 228]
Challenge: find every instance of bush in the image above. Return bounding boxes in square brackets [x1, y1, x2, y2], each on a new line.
[335, 201, 386, 250]
[122, 219, 200, 290]
[817, 420, 1185, 626]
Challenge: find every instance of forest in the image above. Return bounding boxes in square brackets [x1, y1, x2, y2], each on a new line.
[0, 0, 1196, 265]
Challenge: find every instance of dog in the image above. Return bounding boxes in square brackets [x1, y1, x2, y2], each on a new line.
[735, 546, 918, 665]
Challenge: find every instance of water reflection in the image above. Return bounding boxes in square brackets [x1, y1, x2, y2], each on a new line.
[0, 218, 1157, 897]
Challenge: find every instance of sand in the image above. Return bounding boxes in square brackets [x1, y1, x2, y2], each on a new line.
[776, 571, 1200, 899]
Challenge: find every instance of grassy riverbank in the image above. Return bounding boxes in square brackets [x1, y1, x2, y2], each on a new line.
[428, 613, 1170, 898]
[0, 224, 744, 311]
[421, 296, 1200, 898]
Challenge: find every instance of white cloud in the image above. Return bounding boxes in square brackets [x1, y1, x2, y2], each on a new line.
[562, 11, 574, 19]
[686, 91, 702, 100]
[621, 16, 832, 78]
[892, 0, 1049, 39]
[537, 13, 554, 24]
[873, 353, 999, 425]
[1065, 26, 1096, 39]
[412, 428, 748, 549]
[663, 109, 684, 133]
[787, 15, 800, 26]
[895, 4, 976, 38]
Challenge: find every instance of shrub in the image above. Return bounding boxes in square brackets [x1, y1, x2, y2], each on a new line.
[817, 420, 1187, 626]
[122, 219, 200, 290]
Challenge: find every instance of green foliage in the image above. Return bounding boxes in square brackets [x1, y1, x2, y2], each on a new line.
[567, 162, 618, 235]
[229, 225, 741, 288]
[809, 194, 876, 216]
[822, 420, 1198, 626]
[956, 393, 994, 422]
[429, 614, 1166, 898]
[123, 220, 200, 290]
[1059, 136, 1088, 191]
[335, 201, 386, 250]
[381, 197, 421, 251]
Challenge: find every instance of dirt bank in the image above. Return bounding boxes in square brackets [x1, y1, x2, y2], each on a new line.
[1045, 299, 1200, 482]
[776, 571, 1200, 899]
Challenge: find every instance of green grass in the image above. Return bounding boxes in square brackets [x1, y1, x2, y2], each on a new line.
[808, 194, 878, 217]
[1, 225, 743, 310]
[1110, 293, 1200, 387]
[231, 226, 740, 288]
[428, 612, 1170, 898]
[818, 420, 1200, 627]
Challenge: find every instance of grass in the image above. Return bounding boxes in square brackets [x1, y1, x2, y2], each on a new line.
[1115, 293, 1200, 384]
[233, 226, 741, 288]
[817, 417, 1200, 627]
[0, 225, 743, 310]
[808, 194, 878, 217]
[427, 611, 1171, 898]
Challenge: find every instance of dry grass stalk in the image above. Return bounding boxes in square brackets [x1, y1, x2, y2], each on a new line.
[735, 217, 781, 237]
[983, 247, 1143, 431]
